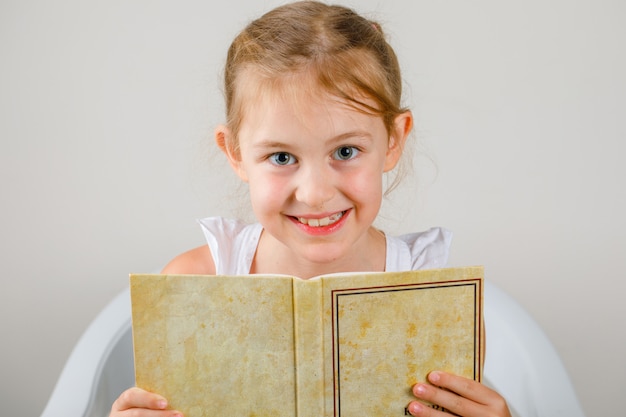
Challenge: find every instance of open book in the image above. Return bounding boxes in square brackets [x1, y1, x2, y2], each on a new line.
[130, 266, 484, 417]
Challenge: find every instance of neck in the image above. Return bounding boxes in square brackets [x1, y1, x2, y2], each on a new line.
[250, 227, 386, 279]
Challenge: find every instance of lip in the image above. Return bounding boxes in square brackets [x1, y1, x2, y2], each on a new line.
[287, 209, 351, 236]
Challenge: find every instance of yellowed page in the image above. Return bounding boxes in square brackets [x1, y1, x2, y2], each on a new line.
[131, 267, 483, 417]
[131, 274, 297, 417]
[320, 266, 483, 416]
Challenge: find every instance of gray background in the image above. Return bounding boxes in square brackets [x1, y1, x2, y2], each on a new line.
[1, 1, 624, 416]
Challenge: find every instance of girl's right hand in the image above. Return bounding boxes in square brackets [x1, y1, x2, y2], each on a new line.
[110, 387, 183, 417]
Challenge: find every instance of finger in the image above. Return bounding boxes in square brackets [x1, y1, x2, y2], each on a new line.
[427, 371, 499, 405]
[407, 399, 457, 416]
[112, 387, 169, 411]
[411, 382, 478, 417]
[111, 408, 183, 417]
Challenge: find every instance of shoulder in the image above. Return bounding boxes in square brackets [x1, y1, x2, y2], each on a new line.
[160, 245, 216, 275]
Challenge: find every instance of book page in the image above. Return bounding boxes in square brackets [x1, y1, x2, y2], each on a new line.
[131, 267, 483, 417]
[131, 274, 297, 417]
[320, 267, 483, 416]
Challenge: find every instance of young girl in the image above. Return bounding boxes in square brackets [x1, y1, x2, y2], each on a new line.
[111, 2, 512, 416]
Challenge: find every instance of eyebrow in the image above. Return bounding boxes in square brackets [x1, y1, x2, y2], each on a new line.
[252, 131, 373, 150]
[328, 130, 373, 144]
[250, 140, 293, 152]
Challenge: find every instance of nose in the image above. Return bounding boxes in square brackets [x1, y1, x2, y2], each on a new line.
[294, 164, 335, 209]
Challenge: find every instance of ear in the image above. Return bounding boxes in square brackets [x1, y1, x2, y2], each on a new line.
[384, 111, 413, 172]
[215, 125, 248, 182]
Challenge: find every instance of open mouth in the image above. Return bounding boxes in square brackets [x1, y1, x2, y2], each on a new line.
[296, 211, 345, 227]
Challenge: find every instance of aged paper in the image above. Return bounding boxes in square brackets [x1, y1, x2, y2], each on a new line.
[131, 266, 483, 417]
[320, 269, 483, 416]
[131, 275, 297, 416]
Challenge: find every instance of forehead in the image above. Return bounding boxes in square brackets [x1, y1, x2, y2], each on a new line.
[237, 68, 326, 113]
[235, 67, 380, 128]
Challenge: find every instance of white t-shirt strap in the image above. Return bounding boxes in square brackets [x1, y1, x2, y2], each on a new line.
[386, 227, 453, 272]
[197, 217, 262, 275]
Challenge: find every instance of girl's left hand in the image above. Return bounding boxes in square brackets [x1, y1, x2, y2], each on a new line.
[407, 371, 512, 417]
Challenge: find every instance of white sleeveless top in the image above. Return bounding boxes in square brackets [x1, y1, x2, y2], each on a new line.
[198, 217, 452, 275]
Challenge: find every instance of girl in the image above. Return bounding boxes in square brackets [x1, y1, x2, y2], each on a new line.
[111, 2, 512, 416]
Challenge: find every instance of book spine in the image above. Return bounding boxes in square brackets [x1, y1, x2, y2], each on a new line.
[293, 278, 326, 417]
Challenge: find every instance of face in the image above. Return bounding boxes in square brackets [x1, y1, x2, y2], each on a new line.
[217, 89, 412, 274]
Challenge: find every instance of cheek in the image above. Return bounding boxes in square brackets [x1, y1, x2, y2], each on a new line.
[343, 168, 384, 204]
[247, 175, 288, 212]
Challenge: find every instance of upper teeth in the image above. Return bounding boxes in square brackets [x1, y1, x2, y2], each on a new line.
[298, 212, 344, 227]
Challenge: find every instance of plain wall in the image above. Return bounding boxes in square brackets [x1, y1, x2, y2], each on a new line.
[1, 1, 624, 416]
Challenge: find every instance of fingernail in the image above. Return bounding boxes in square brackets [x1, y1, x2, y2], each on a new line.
[428, 371, 441, 383]
[157, 399, 167, 409]
[410, 402, 423, 414]
[414, 384, 426, 395]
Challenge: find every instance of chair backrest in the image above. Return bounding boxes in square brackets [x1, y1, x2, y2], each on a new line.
[41, 282, 586, 417]
[40, 290, 134, 417]
[482, 281, 586, 417]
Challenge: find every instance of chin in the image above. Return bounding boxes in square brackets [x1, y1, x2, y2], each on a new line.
[296, 242, 351, 268]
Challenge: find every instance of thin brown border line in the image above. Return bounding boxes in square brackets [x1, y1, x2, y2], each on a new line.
[331, 279, 482, 417]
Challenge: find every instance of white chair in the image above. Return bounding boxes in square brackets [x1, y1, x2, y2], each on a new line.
[482, 282, 586, 417]
[41, 290, 134, 417]
[40, 281, 586, 417]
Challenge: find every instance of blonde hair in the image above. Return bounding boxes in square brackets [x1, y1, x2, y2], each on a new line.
[222, 1, 408, 156]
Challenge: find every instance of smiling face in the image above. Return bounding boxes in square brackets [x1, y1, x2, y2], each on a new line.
[217, 79, 412, 277]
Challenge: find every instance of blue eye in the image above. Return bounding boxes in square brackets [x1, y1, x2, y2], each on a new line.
[333, 146, 359, 160]
[270, 152, 296, 166]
